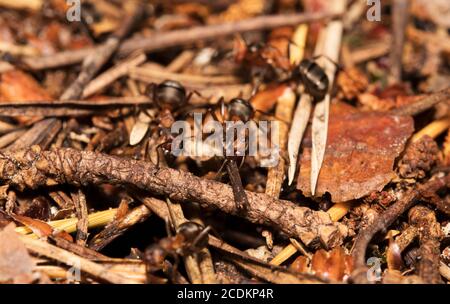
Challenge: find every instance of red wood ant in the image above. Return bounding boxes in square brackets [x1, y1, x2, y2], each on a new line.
[144, 201, 211, 283]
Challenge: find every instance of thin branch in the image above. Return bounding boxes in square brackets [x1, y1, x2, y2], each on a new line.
[0, 146, 347, 248]
[23, 11, 340, 70]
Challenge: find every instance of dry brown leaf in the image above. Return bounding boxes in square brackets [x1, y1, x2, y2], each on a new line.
[10, 214, 53, 238]
[0, 223, 35, 283]
[297, 104, 414, 202]
[250, 84, 289, 113]
[290, 255, 310, 273]
[0, 70, 53, 102]
[310, 247, 352, 282]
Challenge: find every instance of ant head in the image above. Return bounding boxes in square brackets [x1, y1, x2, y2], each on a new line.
[144, 244, 167, 267]
[248, 42, 264, 53]
[153, 80, 187, 110]
[293, 59, 313, 79]
[227, 98, 254, 123]
[177, 221, 208, 249]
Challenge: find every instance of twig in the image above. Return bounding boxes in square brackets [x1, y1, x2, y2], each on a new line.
[351, 175, 448, 283]
[395, 225, 418, 253]
[20, 236, 138, 284]
[412, 117, 450, 142]
[390, 87, 450, 116]
[0, 146, 347, 248]
[15, 209, 117, 236]
[59, 2, 144, 101]
[71, 189, 89, 246]
[82, 52, 147, 98]
[0, 0, 41, 11]
[23, 11, 340, 70]
[6, 119, 61, 151]
[389, 0, 410, 83]
[88, 205, 151, 251]
[351, 188, 419, 283]
[129, 66, 240, 86]
[327, 201, 353, 222]
[408, 206, 443, 284]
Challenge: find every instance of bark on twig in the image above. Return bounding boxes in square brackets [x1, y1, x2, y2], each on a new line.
[88, 204, 151, 251]
[351, 175, 449, 283]
[0, 146, 347, 249]
[389, 0, 410, 83]
[409, 206, 443, 284]
[390, 87, 450, 116]
[351, 188, 419, 283]
[71, 189, 89, 246]
[19, 236, 138, 284]
[22, 11, 339, 70]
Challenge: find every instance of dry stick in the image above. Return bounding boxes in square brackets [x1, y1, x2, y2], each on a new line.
[351, 188, 419, 284]
[166, 50, 195, 73]
[88, 204, 151, 251]
[71, 189, 89, 246]
[390, 87, 450, 116]
[0, 96, 151, 118]
[129, 67, 240, 86]
[0, 0, 41, 10]
[82, 52, 147, 98]
[412, 118, 450, 142]
[395, 225, 418, 253]
[0, 147, 347, 248]
[6, 118, 61, 151]
[60, 2, 144, 101]
[351, 175, 449, 283]
[50, 236, 109, 260]
[19, 236, 137, 284]
[23, 11, 339, 70]
[408, 206, 443, 284]
[389, 0, 410, 83]
[137, 195, 324, 283]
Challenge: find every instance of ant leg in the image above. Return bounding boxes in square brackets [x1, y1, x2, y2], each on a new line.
[214, 158, 228, 181]
[154, 140, 171, 168]
[312, 54, 342, 70]
[238, 155, 246, 169]
[191, 225, 212, 250]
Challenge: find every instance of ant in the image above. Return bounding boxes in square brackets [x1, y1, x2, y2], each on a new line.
[133, 80, 197, 164]
[290, 57, 333, 102]
[144, 201, 211, 283]
[234, 36, 336, 102]
[205, 97, 257, 212]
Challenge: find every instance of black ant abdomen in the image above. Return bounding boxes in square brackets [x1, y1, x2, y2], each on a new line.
[293, 59, 330, 102]
[153, 80, 187, 111]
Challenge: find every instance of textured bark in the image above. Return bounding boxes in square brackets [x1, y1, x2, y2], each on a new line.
[0, 146, 347, 249]
[409, 206, 443, 284]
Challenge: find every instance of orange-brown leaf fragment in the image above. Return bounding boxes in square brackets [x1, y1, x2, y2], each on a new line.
[0, 70, 53, 102]
[0, 223, 35, 283]
[311, 247, 352, 282]
[297, 107, 414, 202]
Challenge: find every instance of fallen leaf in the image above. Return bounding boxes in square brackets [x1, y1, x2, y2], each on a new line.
[0, 70, 53, 102]
[310, 247, 352, 282]
[297, 105, 414, 202]
[10, 214, 53, 238]
[0, 223, 35, 283]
